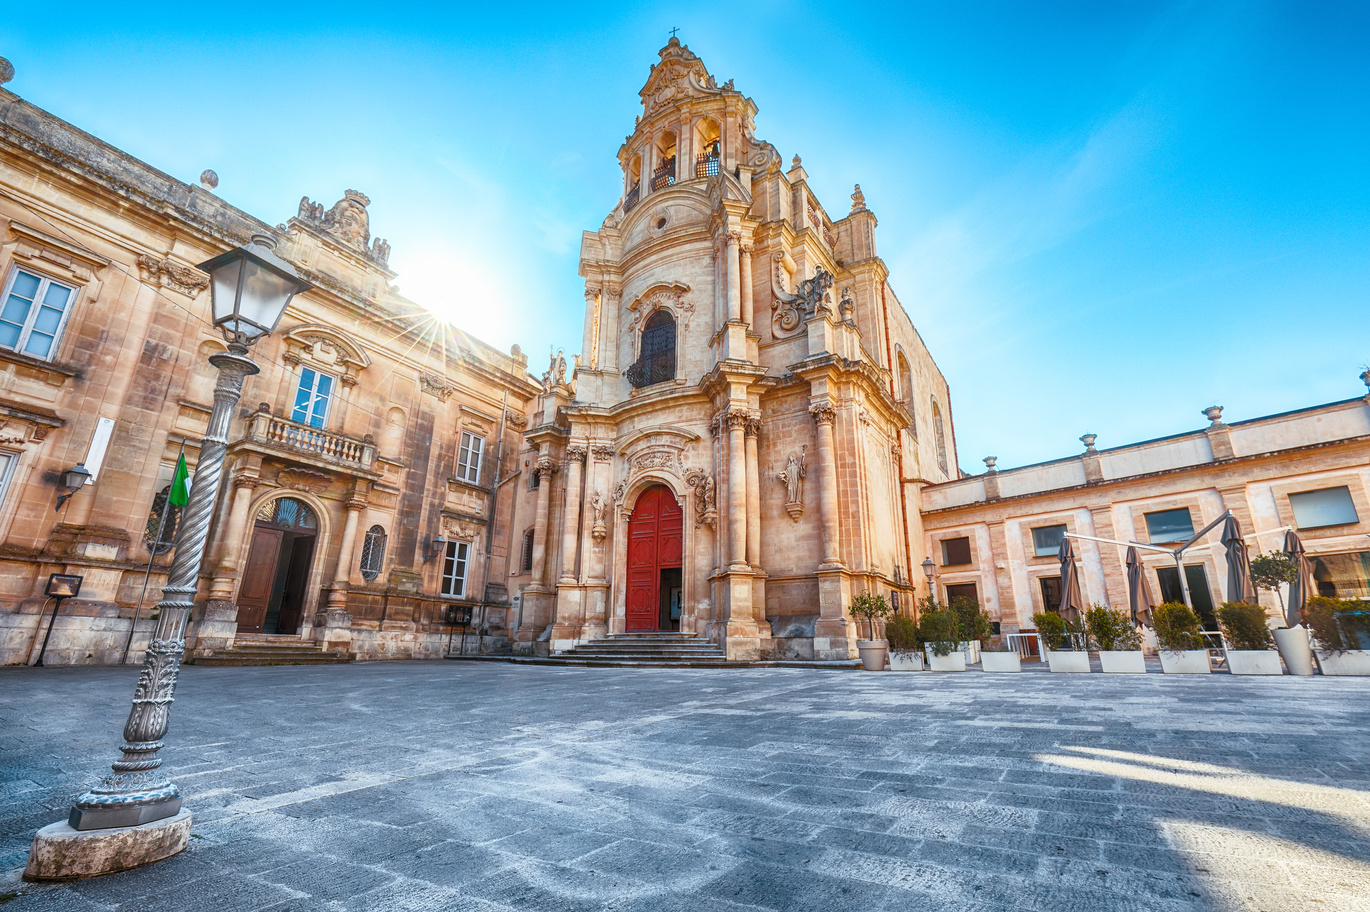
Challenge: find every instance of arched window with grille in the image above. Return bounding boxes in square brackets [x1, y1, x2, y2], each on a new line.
[626, 310, 676, 389]
[932, 397, 949, 475]
[360, 525, 386, 581]
[143, 485, 182, 555]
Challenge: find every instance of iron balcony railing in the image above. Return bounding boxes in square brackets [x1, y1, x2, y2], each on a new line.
[650, 156, 677, 191]
[623, 182, 641, 213]
[695, 153, 720, 177]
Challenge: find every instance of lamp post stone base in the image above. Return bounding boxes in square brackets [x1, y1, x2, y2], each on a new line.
[69, 795, 182, 830]
[25, 810, 192, 881]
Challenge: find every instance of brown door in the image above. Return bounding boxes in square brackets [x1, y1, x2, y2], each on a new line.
[625, 486, 683, 632]
[273, 536, 316, 635]
[237, 527, 283, 633]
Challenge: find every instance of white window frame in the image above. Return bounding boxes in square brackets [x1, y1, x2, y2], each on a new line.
[0, 449, 19, 511]
[441, 540, 471, 598]
[456, 431, 484, 484]
[292, 367, 337, 429]
[0, 267, 77, 361]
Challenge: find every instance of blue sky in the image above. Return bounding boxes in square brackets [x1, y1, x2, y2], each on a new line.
[4, 1, 1366, 471]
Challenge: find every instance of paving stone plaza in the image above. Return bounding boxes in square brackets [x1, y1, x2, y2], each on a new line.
[3, 663, 1369, 911]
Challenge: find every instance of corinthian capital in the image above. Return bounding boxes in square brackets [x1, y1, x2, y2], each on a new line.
[809, 403, 836, 426]
[744, 415, 762, 437]
[724, 407, 750, 431]
[535, 457, 558, 479]
[565, 445, 588, 464]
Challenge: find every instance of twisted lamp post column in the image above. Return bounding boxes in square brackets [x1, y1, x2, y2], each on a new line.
[69, 345, 258, 829]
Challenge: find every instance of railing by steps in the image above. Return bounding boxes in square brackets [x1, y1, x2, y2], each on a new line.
[241, 410, 377, 470]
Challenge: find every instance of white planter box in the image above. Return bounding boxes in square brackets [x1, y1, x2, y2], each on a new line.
[889, 651, 924, 671]
[1099, 650, 1146, 674]
[1227, 650, 1283, 675]
[925, 646, 967, 671]
[981, 652, 1021, 673]
[856, 640, 888, 671]
[959, 641, 982, 664]
[1274, 626, 1315, 676]
[1315, 650, 1370, 676]
[1046, 651, 1091, 673]
[1159, 650, 1211, 674]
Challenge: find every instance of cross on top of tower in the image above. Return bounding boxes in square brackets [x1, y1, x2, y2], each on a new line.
[669, 27, 680, 39]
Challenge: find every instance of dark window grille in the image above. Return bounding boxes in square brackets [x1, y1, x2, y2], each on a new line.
[623, 182, 641, 213]
[521, 530, 535, 573]
[625, 310, 677, 389]
[360, 525, 386, 581]
[695, 153, 720, 177]
[650, 156, 677, 191]
[256, 496, 318, 530]
[143, 486, 181, 555]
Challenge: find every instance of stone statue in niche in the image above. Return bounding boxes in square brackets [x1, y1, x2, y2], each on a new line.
[778, 448, 806, 522]
[542, 348, 556, 393]
[554, 349, 567, 385]
[591, 491, 608, 543]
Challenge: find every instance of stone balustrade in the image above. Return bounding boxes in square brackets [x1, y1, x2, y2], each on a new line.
[241, 411, 376, 470]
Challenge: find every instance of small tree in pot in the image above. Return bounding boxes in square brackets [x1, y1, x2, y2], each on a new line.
[1152, 602, 1209, 673]
[1086, 605, 1144, 673]
[917, 598, 965, 670]
[848, 591, 893, 670]
[1304, 596, 1370, 674]
[1250, 551, 1299, 617]
[1217, 601, 1281, 675]
[1032, 612, 1068, 652]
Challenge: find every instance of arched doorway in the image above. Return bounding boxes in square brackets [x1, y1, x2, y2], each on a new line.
[236, 497, 319, 635]
[626, 485, 683, 632]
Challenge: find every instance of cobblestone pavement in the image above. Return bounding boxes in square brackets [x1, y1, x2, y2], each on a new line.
[3, 662, 1369, 912]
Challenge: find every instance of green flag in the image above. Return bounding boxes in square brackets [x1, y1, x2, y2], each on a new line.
[168, 453, 191, 507]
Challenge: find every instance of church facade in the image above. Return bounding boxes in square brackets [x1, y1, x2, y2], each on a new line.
[516, 40, 959, 661]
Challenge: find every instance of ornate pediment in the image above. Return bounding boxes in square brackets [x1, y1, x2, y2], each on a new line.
[639, 38, 723, 118]
[626, 282, 693, 335]
[296, 190, 392, 265]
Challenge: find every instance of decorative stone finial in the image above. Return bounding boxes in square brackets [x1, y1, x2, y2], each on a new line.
[1360, 368, 1370, 392]
[1202, 405, 1225, 426]
[1080, 433, 1097, 452]
[199, 169, 219, 191]
[0, 58, 14, 85]
[791, 154, 802, 169]
[983, 456, 997, 472]
[851, 184, 866, 212]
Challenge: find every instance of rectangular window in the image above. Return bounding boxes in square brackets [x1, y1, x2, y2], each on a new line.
[441, 540, 470, 597]
[941, 536, 972, 566]
[1289, 486, 1359, 530]
[1144, 508, 1195, 544]
[1, 268, 75, 360]
[291, 367, 334, 428]
[1309, 551, 1370, 600]
[456, 432, 484, 484]
[0, 450, 17, 509]
[520, 530, 534, 573]
[1039, 576, 1063, 613]
[1157, 564, 1217, 629]
[945, 582, 978, 606]
[1031, 524, 1067, 558]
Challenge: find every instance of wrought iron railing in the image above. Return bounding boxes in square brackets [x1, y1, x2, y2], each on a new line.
[623, 182, 641, 213]
[650, 156, 677, 191]
[695, 153, 720, 177]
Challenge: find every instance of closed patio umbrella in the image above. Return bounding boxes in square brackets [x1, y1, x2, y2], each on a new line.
[1283, 530, 1316, 627]
[1125, 546, 1156, 627]
[1221, 513, 1256, 605]
[1058, 537, 1086, 625]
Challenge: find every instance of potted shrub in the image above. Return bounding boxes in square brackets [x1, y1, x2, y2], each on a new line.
[1251, 551, 1313, 675]
[885, 613, 924, 671]
[949, 595, 991, 665]
[1152, 602, 1210, 673]
[1086, 604, 1145, 673]
[1033, 611, 1090, 673]
[848, 591, 893, 671]
[918, 604, 965, 671]
[1305, 596, 1370, 675]
[1216, 601, 1282, 675]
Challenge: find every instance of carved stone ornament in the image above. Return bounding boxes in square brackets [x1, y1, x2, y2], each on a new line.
[772, 261, 835, 338]
[631, 448, 681, 473]
[590, 490, 609, 543]
[777, 448, 806, 522]
[277, 467, 332, 494]
[851, 184, 867, 213]
[535, 457, 558, 479]
[504, 409, 528, 430]
[839, 287, 855, 325]
[638, 38, 726, 118]
[565, 445, 588, 465]
[443, 518, 483, 541]
[590, 445, 616, 462]
[420, 372, 455, 402]
[627, 282, 693, 335]
[684, 468, 718, 528]
[297, 190, 390, 265]
[809, 403, 836, 426]
[136, 254, 210, 298]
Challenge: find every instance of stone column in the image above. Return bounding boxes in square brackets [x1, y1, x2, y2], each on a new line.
[725, 230, 742, 323]
[727, 409, 748, 571]
[599, 283, 621, 374]
[811, 402, 842, 568]
[208, 469, 259, 601]
[530, 455, 556, 586]
[745, 417, 761, 568]
[740, 242, 754, 328]
[328, 495, 366, 609]
[558, 447, 586, 585]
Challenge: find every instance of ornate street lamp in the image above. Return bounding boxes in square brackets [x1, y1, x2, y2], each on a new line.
[28, 235, 310, 880]
[54, 462, 92, 511]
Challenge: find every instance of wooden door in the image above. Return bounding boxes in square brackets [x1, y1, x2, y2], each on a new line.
[237, 527, 283, 632]
[625, 486, 683, 632]
[274, 535, 316, 635]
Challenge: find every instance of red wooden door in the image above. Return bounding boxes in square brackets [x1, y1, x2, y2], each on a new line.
[625, 486, 683, 632]
[237, 527, 283, 632]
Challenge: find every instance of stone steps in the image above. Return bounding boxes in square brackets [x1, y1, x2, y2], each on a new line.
[190, 636, 353, 667]
[540, 633, 732, 667]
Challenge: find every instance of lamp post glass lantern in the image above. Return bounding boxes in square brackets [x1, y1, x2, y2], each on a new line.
[63, 236, 310, 832]
[54, 462, 92, 511]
